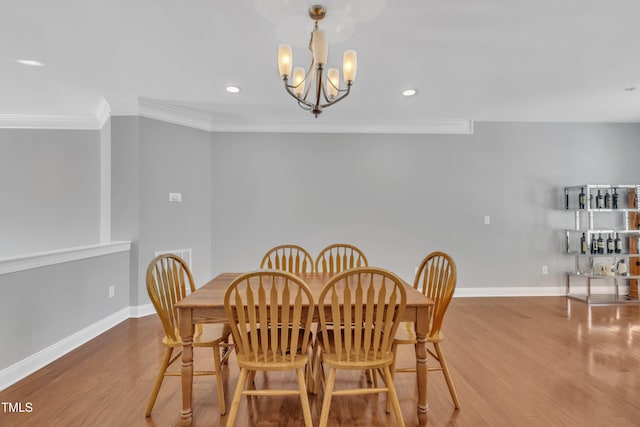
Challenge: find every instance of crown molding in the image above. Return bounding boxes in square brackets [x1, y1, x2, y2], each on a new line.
[95, 97, 111, 128]
[237, 118, 474, 134]
[108, 97, 140, 116]
[138, 98, 213, 132]
[135, 98, 473, 134]
[0, 114, 101, 130]
[0, 98, 474, 134]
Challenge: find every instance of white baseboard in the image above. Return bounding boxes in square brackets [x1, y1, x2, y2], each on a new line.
[454, 286, 567, 297]
[454, 284, 632, 298]
[129, 303, 155, 318]
[0, 286, 619, 392]
[0, 307, 130, 391]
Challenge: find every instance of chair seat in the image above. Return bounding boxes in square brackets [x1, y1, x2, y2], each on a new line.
[235, 327, 311, 370]
[318, 329, 395, 369]
[163, 323, 231, 348]
[393, 321, 442, 344]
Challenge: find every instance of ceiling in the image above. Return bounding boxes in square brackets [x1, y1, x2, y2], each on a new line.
[2, 0, 640, 132]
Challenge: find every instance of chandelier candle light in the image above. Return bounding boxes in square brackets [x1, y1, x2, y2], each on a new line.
[277, 5, 357, 117]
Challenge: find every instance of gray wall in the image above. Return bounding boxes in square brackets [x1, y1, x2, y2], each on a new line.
[1, 118, 639, 374]
[136, 118, 213, 304]
[0, 125, 130, 373]
[0, 129, 101, 257]
[4, 119, 640, 311]
[209, 122, 640, 287]
[111, 116, 141, 305]
[0, 251, 130, 370]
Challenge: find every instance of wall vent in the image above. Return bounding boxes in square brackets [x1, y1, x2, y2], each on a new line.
[154, 248, 193, 270]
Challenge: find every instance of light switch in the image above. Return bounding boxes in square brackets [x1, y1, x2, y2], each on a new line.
[484, 215, 490, 225]
[169, 193, 182, 202]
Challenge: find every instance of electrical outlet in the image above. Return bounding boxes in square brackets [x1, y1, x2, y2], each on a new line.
[109, 286, 115, 298]
[542, 265, 549, 275]
[484, 215, 490, 225]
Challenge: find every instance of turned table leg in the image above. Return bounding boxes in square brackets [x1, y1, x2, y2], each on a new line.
[415, 306, 429, 424]
[179, 308, 195, 427]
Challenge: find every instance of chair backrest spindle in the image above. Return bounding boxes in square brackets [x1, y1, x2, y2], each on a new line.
[225, 270, 315, 364]
[315, 243, 368, 274]
[260, 245, 315, 274]
[319, 267, 406, 363]
[414, 251, 456, 338]
[146, 254, 195, 343]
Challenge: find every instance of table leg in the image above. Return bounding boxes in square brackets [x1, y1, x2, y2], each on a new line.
[179, 308, 195, 427]
[415, 307, 429, 425]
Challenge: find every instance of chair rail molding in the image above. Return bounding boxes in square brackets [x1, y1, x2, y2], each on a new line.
[0, 241, 132, 276]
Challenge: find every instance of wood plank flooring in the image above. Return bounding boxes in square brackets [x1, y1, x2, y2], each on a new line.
[1, 297, 639, 426]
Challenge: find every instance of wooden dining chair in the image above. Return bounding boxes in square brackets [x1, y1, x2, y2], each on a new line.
[145, 254, 233, 417]
[224, 270, 315, 427]
[315, 243, 368, 274]
[388, 251, 460, 410]
[314, 267, 407, 427]
[260, 244, 315, 273]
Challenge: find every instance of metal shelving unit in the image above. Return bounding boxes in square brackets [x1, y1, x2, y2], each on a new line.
[564, 184, 640, 305]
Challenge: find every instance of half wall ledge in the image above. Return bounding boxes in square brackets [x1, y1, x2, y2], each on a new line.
[0, 241, 132, 275]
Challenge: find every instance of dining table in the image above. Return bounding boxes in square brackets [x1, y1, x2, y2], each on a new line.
[175, 271, 434, 426]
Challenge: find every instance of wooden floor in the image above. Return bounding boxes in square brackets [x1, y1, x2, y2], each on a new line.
[1, 297, 639, 426]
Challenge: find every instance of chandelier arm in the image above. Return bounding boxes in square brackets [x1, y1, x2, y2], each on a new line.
[300, 62, 315, 101]
[319, 83, 352, 109]
[322, 77, 339, 103]
[297, 100, 313, 111]
[282, 78, 316, 109]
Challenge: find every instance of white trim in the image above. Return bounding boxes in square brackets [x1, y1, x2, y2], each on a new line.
[0, 241, 132, 275]
[136, 97, 473, 134]
[99, 125, 111, 244]
[129, 303, 155, 318]
[95, 97, 111, 129]
[454, 286, 567, 297]
[139, 98, 213, 132]
[454, 284, 633, 298]
[1, 285, 620, 391]
[217, 118, 475, 135]
[108, 97, 140, 116]
[0, 97, 475, 134]
[0, 307, 130, 391]
[0, 114, 100, 130]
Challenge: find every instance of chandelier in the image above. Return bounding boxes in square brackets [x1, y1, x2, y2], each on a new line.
[277, 5, 357, 118]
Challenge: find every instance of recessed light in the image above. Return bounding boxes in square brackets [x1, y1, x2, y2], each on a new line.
[402, 89, 417, 97]
[226, 86, 240, 93]
[16, 59, 44, 67]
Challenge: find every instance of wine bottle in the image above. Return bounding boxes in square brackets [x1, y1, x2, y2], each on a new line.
[597, 234, 605, 254]
[604, 190, 612, 209]
[606, 234, 614, 253]
[596, 190, 603, 209]
[614, 233, 622, 253]
[579, 187, 586, 209]
[591, 236, 598, 254]
[612, 188, 618, 209]
[580, 233, 587, 254]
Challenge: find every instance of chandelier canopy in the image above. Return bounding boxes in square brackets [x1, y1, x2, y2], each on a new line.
[277, 5, 357, 118]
